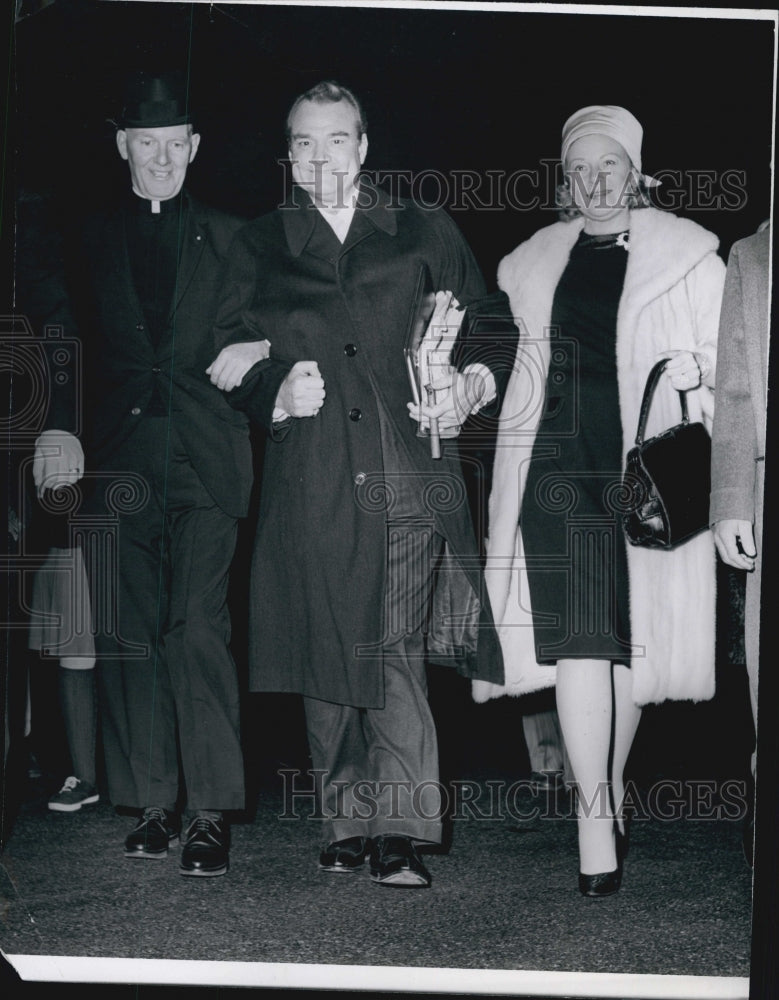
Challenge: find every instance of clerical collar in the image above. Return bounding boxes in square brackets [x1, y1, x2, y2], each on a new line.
[129, 188, 185, 216]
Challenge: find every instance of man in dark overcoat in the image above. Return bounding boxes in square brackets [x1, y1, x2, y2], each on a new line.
[214, 81, 506, 887]
[53, 72, 269, 875]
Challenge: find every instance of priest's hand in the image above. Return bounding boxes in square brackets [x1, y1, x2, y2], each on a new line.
[274, 361, 326, 419]
[207, 339, 271, 391]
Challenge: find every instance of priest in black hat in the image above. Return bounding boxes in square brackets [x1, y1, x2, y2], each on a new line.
[44, 71, 268, 876]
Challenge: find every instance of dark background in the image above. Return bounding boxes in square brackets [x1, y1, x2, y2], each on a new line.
[13, 0, 775, 267]
[3, 1, 778, 998]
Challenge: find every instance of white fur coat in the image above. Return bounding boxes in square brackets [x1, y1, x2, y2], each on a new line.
[473, 207, 726, 707]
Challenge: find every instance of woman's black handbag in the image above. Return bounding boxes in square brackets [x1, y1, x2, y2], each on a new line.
[622, 359, 711, 549]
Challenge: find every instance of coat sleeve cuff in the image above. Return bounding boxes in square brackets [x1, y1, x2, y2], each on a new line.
[709, 486, 756, 525]
[224, 357, 294, 433]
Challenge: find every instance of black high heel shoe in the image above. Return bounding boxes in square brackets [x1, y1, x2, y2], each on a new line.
[578, 868, 622, 898]
[578, 817, 626, 898]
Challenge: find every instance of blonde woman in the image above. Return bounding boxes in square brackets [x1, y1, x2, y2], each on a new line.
[477, 106, 725, 896]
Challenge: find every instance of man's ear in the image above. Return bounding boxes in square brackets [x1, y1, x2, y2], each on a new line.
[116, 130, 129, 161]
[359, 133, 368, 166]
[189, 132, 201, 163]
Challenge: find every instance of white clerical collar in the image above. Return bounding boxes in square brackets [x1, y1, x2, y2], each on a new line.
[131, 186, 178, 215]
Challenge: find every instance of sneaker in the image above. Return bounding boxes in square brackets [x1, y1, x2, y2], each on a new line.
[48, 776, 100, 813]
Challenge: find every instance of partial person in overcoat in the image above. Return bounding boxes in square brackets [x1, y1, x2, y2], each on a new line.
[51, 72, 268, 876]
[213, 80, 506, 888]
[710, 223, 771, 788]
[474, 106, 725, 896]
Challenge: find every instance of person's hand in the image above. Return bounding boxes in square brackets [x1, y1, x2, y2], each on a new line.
[275, 361, 326, 418]
[206, 339, 271, 391]
[713, 519, 757, 571]
[658, 350, 702, 391]
[32, 430, 84, 499]
[407, 368, 489, 438]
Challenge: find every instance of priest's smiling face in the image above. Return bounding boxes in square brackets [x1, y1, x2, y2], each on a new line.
[116, 124, 201, 201]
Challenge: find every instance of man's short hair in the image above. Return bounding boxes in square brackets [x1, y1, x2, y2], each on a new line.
[285, 81, 367, 141]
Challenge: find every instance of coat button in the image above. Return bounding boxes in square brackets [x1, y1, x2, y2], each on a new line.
[152, 367, 161, 374]
[136, 323, 144, 331]
[354, 472, 367, 486]
[348, 408, 362, 422]
[344, 343, 357, 357]
[131, 407, 141, 416]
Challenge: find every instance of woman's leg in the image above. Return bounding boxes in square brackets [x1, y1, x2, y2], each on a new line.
[611, 661, 642, 831]
[555, 658, 616, 874]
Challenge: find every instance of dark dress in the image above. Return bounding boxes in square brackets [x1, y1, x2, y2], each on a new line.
[522, 230, 633, 664]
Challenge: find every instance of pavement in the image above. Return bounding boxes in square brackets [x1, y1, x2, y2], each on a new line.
[0, 671, 756, 998]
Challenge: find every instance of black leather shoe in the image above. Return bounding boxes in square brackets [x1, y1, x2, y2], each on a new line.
[319, 836, 370, 873]
[124, 807, 179, 859]
[179, 812, 229, 877]
[369, 835, 431, 888]
[579, 869, 622, 898]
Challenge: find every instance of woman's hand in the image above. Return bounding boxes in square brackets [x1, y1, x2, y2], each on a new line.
[658, 350, 702, 391]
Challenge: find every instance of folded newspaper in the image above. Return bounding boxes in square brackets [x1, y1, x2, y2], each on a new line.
[403, 267, 466, 457]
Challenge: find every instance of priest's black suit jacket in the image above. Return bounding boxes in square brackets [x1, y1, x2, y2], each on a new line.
[69, 190, 252, 519]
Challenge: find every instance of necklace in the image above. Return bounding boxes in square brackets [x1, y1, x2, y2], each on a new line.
[577, 230, 630, 251]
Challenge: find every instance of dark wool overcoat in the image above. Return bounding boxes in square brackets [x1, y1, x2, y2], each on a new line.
[217, 185, 506, 708]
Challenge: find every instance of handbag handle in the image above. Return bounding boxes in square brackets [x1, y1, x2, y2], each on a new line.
[634, 359, 690, 446]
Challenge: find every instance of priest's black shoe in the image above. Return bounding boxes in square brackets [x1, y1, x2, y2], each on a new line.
[578, 868, 622, 898]
[179, 811, 229, 877]
[319, 836, 370, 873]
[369, 835, 431, 888]
[124, 807, 179, 860]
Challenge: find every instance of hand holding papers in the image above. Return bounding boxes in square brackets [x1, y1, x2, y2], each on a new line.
[404, 273, 466, 459]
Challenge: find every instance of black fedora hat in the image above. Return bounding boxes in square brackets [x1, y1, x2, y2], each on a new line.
[115, 70, 193, 129]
